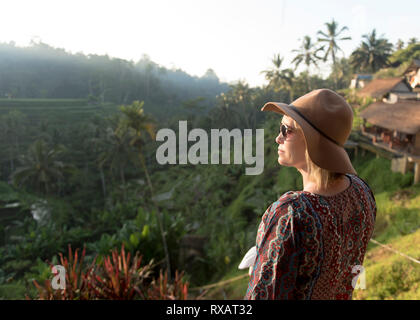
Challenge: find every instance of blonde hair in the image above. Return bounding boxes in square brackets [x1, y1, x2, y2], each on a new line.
[286, 117, 343, 190]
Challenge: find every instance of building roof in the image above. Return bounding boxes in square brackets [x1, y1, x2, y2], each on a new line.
[359, 100, 420, 134]
[357, 77, 404, 98]
[353, 74, 373, 80]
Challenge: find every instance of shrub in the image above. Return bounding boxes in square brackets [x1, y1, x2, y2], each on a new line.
[147, 270, 189, 300]
[32, 245, 94, 300]
[31, 244, 192, 300]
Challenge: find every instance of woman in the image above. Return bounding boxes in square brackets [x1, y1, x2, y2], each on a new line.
[245, 89, 376, 300]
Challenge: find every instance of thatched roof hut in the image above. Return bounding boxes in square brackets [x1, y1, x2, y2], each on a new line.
[357, 77, 410, 98]
[359, 100, 420, 135]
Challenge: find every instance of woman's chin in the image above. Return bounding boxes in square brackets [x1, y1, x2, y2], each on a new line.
[277, 156, 292, 166]
[277, 158, 286, 166]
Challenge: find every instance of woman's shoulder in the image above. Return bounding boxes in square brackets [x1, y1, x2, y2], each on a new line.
[270, 191, 303, 211]
[267, 191, 313, 218]
[261, 192, 317, 236]
[278, 190, 314, 205]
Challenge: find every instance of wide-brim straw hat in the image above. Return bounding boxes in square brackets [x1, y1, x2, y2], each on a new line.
[262, 88, 357, 175]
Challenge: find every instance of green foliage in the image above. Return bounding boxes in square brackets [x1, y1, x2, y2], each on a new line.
[353, 153, 413, 194]
[274, 166, 301, 195]
[7, 221, 63, 264]
[292, 71, 332, 97]
[368, 260, 418, 299]
[328, 57, 354, 89]
[261, 54, 296, 101]
[389, 43, 420, 66]
[317, 19, 351, 64]
[2, 35, 420, 300]
[0, 181, 19, 202]
[340, 90, 374, 130]
[11, 139, 75, 196]
[0, 42, 229, 119]
[86, 206, 186, 272]
[291, 35, 323, 72]
[353, 229, 420, 300]
[24, 257, 52, 285]
[0, 99, 89, 108]
[349, 29, 393, 73]
[373, 62, 410, 79]
[0, 280, 28, 299]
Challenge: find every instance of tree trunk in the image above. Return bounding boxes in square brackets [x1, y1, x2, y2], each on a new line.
[120, 166, 125, 185]
[306, 67, 312, 91]
[120, 166, 126, 201]
[99, 165, 107, 199]
[332, 52, 338, 89]
[9, 147, 14, 173]
[140, 155, 171, 280]
[45, 181, 49, 197]
[289, 88, 294, 103]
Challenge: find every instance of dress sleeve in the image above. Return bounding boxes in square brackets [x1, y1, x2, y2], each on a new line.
[245, 198, 301, 300]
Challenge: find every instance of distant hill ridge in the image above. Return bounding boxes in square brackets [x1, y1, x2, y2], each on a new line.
[0, 42, 230, 119]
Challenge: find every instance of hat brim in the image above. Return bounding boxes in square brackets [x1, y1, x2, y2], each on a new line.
[262, 102, 357, 175]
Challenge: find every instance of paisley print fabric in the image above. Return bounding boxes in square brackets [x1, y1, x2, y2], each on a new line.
[245, 174, 376, 300]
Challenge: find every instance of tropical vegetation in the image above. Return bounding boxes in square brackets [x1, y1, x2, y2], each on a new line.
[0, 21, 419, 300]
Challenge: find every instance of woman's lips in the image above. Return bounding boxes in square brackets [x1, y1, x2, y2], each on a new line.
[278, 149, 284, 153]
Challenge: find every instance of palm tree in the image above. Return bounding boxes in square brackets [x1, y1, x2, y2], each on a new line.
[11, 139, 74, 196]
[291, 35, 324, 90]
[117, 100, 172, 279]
[317, 19, 351, 88]
[408, 37, 418, 45]
[261, 54, 284, 91]
[86, 118, 112, 199]
[261, 54, 295, 102]
[181, 97, 206, 127]
[396, 39, 404, 50]
[230, 81, 255, 129]
[330, 57, 352, 90]
[280, 68, 295, 102]
[117, 101, 156, 188]
[211, 93, 240, 129]
[97, 117, 137, 190]
[211, 82, 258, 129]
[0, 110, 27, 173]
[349, 29, 393, 73]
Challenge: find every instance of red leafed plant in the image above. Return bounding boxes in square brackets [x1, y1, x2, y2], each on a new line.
[31, 243, 193, 300]
[146, 269, 189, 300]
[88, 244, 153, 299]
[32, 244, 95, 300]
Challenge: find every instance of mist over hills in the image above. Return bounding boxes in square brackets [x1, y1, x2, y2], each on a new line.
[0, 41, 230, 118]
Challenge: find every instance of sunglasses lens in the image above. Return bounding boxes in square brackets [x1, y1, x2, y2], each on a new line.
[281, 125, 287, 138]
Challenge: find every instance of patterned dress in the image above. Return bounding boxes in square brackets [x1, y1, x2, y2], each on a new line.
[245, 174, 376, 300]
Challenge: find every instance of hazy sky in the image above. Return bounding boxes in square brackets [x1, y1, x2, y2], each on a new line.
[0, 0, 418, 87]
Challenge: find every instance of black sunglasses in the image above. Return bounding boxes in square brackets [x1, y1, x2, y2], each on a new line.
[280, 124, 293, 139]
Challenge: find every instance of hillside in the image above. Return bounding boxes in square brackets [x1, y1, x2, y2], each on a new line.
[0, 98, 418, 300]
[0, 42, 230, 120]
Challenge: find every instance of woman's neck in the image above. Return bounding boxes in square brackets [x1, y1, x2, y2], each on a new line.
[297, 166, 349, 195]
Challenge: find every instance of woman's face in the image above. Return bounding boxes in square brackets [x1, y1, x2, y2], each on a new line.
[276, 116, 307, 170]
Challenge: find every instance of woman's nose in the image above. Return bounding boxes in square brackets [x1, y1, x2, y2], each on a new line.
[275, 133, 284, 144]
